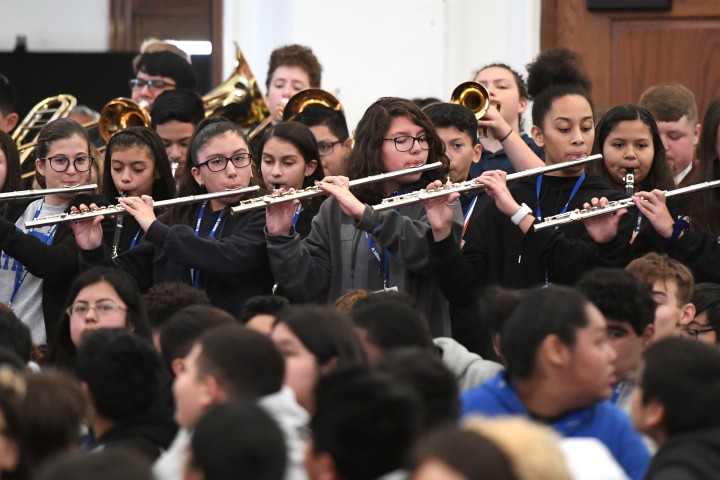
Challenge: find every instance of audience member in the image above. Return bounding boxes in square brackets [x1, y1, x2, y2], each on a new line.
[238, 294, 290, 334]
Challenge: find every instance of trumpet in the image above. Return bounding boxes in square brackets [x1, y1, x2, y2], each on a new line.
[451, 81, 491, 137]
[533, 179, 720, 231]
[0, 184, 97, 202]
[230, 163, 442, 215]
[25, 186, 260, 228]
[372, 155, 602, 212]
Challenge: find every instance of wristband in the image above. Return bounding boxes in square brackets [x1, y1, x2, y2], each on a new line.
[511, 203, 533, 225]
[498, 129, 512, 143]
[668, 217, 690, 244]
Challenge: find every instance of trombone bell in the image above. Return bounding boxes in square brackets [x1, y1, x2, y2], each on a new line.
[282, 88, 344, 122]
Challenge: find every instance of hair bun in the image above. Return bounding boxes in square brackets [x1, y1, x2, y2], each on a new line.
[526, 48, 592, 100]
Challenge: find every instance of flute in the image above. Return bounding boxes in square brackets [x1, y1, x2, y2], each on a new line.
[25, 186, 260, 228]
[371, 154, 602, 212]
[230, 162, 442, 215]
[0, 184, 97, 201]
[533, 179, 720, 231]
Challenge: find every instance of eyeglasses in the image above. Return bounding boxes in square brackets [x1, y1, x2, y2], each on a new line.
[197, 153, 253, 172]
[383, 134, 433, 152]
[129, 78, 177, 90]
[41, 155, 94, 173]
[317, 140, 343, 155]
[67, 303, 126, 318]
[680, 327, 716, 339]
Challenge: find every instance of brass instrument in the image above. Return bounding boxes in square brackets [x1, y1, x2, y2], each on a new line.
[372, 155, 602, 212]
[25, 186, 260, 228]
[533, 179, 720, 231]
[0, 184, 97, 202]
[282, 88, 344, 122]
[96, 98, 151, 143]
[203, 43, 271, 132]
[451, 81, 491, 137]
[231, 163, 443, 215]
[13, 94, 78, 149]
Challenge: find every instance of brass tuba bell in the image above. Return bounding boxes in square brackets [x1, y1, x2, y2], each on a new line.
[450, 81, 491, 137]
[282, 88, 344, 122]
[97, 98, 151, 143]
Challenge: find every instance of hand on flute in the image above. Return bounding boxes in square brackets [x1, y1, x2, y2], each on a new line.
[632, 190, 674, 239]
[317, 175, 366, 220]
[265, 188, 298, 237]
[582, 197, 627, 243]
[69, 203, 105, 250]
[118, 195, 157, 232]
[423, 180, 458, 242]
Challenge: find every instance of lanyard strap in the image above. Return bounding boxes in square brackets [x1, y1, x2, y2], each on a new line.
[462, 195, 478, 238]
[129, 228, 142, 250]
[190, 201, 224, 288]
[364, 232, 389, 289]
[291, 203, 302, 228]
[535, 173, 586, 220]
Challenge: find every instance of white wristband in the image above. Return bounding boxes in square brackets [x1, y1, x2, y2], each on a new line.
[511, 203, 533, 225]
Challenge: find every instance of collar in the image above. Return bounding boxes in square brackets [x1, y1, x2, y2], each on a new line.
[674, 161, 694, 184]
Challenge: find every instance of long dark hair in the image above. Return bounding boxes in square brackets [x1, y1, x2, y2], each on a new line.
[589, 105, 675, 192]
[688, 96, 720, 235]
[0, 131, 21, 193]
[102, 126, 176, 202]
[345, 97, 449, 205]
[47, 267, 151, 369]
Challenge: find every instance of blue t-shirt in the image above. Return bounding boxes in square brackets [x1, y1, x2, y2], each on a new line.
[462, 372, 650, 480]
[469, 133, 545, 178]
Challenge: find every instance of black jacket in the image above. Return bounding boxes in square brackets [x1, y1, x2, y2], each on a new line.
[646, 426, 720, 480]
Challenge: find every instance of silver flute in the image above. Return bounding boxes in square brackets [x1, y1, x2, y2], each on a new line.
[534, 179, 720, 231]
[371, 154, 602, 212]
[230, 162, 442, 215]
[25, 186, 260, 228]
[0, 184, 97, 201]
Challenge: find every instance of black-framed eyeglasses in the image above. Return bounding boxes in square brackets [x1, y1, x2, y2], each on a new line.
[317, 140, 343, 155]
[680, 327, 716, 339]
[41, 155, 94, 173]
[129, 78, 177, 90]
[383, 134, 433, 152]
[197, 153, 253, 172]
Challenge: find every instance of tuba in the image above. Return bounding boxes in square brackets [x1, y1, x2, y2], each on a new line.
[202, 43, 271, 132]
[450, 81, 491, 137]
[282, 88, 344, 122]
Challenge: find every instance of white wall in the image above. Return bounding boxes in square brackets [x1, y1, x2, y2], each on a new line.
[224, 0, 541, 131]
[0, 0, 109, 52]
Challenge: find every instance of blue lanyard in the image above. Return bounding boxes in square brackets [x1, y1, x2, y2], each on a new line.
[291, 203, 302, 228]
[535, 173, 586, 220]
[364, 232, 389, 289]
[462, 195, 478, 238]
[129, 229, 142, 250]
[10, 201, 57, 305]
[611, 381, 625, 404]
[190, 201, 223, 288]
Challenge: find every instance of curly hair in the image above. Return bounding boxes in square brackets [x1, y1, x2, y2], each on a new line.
[265, 44, 322, 90]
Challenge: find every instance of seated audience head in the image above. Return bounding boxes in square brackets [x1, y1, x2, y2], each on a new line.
[679, 283, 720, 345]
[0, 305, 31, 365]
[293, 105, 351, 177]
[632, 337, 720, 447]
[186, 401, 287, 480]
[159, 305, 234, 375]
[0, 365, 27, 480]
[271, 305, 367, 413]
[142, 282, 210, 348]
[477, 286, 527, 364]
[474, 62, 529, 133]
[34, 448, 154, 480]
[172, 324, 284, 430]
[238, 295, 289, 335]
[423, 102, 482, 182]
[307, 367, 422, 480]
[150, 89, 205, 182]
[132, 50, 197, 109]
[501, 286, 616, 410]
[332, 289, 368, 314]
[0, 74, 18, 133]
[264, 44, 322, 122]
[22, 370, 87, 469]
[0, 131, 21, 193]
[577, 268, 656, 381]
[375, 348, 460, 431]
[50, 267, 151, 369]
[638, 83, 700, 177]
[626, 252, 695, 342]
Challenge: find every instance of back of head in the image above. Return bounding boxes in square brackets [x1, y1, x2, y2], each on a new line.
[265, 44, 322, 89]
[526, 48, 593, 127]
[134, 51, 197, 91]
[641, 337, 720, 435]
[577, 268, 655, 336]
[0, 131, 21, 192]
[0, 304, 32, 363]
[238, 294, 289, 324]
[501, 286, 590, 379]
[159, 305, 235, 373]
[311, 367, 422, 480]
[143, 282, 211, 330]
[375, 348, 460, 430]
[292, 104, 350, 142]
[423, 102, 479, 145]
[150, 89, 205, 128]
[197, 324, 284, 399]
[626, 252, 694, 305]
[190, 401, 287, 480]
[0, 74, 16, 116]
[639, 83, 698, 124]
[34, 449, 153, 480]
[75, 329, 161, 422]
[275, 305, 367, 369]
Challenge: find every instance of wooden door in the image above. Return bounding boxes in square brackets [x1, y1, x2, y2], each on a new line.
[541, 0, 720, 119]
